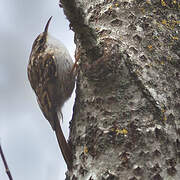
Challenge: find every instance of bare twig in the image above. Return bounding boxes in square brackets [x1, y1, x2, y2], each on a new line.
[0, 144, 13, 180]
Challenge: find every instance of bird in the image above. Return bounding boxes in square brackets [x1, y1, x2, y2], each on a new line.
[27, 16, 75, 170]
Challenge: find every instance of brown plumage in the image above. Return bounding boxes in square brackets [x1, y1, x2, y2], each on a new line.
[27, 17, 75, 170]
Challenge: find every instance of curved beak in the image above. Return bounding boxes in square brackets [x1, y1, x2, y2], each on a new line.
[44, 16, 52, 33]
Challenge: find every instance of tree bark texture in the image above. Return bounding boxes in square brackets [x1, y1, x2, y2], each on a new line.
[60, 0, 180, 179]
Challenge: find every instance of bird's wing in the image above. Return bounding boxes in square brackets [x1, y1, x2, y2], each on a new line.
[28, 52, 59, 130]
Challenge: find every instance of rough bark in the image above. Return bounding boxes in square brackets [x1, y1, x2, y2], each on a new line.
[60, 0, 180, 179]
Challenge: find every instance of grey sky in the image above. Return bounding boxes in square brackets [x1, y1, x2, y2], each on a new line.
[0, 0, 75, 179]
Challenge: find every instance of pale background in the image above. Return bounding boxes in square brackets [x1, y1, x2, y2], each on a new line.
[0, 0, 75, 179]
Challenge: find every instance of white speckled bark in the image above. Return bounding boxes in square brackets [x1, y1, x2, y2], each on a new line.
[60, 0, 180, 179]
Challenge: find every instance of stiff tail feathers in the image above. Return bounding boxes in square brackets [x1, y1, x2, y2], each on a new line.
[54, 114, 72, 170]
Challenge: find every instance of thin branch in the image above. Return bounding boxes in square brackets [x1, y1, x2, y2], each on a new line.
[0, 144, 13, 180]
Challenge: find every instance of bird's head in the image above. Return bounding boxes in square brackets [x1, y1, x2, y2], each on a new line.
[31, 16, 52, 53]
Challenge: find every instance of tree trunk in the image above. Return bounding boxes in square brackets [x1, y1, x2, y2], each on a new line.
[60, 0, 180, 179]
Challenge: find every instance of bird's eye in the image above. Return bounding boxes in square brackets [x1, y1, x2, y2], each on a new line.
[32, 35, 45, 49]
[39, 38, 44, 44]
